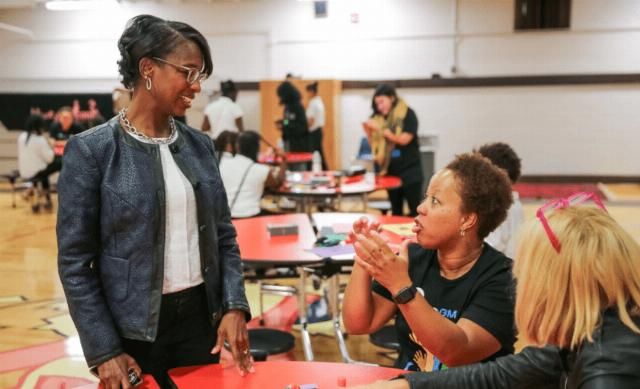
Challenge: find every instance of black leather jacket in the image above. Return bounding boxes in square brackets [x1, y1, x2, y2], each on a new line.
[402, 309, 640, 388]
[57, 117, 250, 368]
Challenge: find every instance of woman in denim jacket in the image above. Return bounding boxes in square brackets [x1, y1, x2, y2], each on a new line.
[57, 15, 252, 389]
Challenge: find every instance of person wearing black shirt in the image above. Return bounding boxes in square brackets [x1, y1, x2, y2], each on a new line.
[362, 84, 422, 216]
[48, 106, 84, 141]
[343, 153, 515, 372]
[275, 81, 309, 153]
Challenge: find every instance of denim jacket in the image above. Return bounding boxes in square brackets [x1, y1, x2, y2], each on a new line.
[57, 117, 250, 369]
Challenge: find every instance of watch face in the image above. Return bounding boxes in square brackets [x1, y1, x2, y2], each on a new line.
[394, 286, 416, 304]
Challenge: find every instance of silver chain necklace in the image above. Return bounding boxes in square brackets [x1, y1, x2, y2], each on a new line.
[119, 108, 177, 145]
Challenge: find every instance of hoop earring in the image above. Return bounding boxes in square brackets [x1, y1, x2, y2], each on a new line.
[460, 229, 466, 237]
[145, 77, 152, 91]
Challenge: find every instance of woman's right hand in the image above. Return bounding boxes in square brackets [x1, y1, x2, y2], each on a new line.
[347, 217, 381, 244]
[97, 353, 142, 389]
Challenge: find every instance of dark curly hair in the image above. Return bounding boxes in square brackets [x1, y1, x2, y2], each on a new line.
[276, 81, 301, 107]
[117, 14, 213, 89]
[475, 142, 522, 184]
[446, 153, 513, 240]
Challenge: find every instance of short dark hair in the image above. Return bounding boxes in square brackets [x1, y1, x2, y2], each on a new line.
[277, 81, 301, 107]
[221, 80, 237, 96]
[306, 81, 318, 93]
[446, 153, 513, 240]
[237, 131, 261, 162]
[476, 142, 522, 184]
[214, 130, 239, 157]
[117, 14, 213, 89]
[371, 83, 398, 115]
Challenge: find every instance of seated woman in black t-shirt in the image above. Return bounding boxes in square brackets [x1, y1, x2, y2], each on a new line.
[343, 153, 515, 372]
[351, 194, 640, 389]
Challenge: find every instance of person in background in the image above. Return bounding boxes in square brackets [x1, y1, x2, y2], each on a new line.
[112, 87, 132, 115]
[57, 15, 252, 389]
[362, 84, 422, 217]
[214, 130, 239, 162]
[220, 130, 287, 218]
[305, 81, 328, 170]
[275, 81, 309, 153]
[350, 193, 640, 389]
[17, 114, 56, 209]
[49, 106, 84, 141]
[476, 142, 524, 259]
[73, 99, 107, 129]
[343, 153, 515, 373]
[202, 79, 244, 139]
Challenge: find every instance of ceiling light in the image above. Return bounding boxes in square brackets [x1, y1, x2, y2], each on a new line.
[45, 0, 118, 11]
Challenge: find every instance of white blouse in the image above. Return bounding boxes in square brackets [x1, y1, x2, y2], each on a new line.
[125, 130, 203, 294]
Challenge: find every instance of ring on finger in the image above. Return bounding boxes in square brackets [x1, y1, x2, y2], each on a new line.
[128, 369, 141, 386]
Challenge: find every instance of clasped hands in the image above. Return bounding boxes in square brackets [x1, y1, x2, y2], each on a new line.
[362, 119, 380, 136]
[350, 217, 412, 294]
[362, 121, 396, 145]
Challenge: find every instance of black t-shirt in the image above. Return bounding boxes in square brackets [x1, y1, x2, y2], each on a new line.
[386, 107, 422, 185]
[373, 243, 515, 372]
[282, 103, 310, 152]
[49, 122, 85, 141]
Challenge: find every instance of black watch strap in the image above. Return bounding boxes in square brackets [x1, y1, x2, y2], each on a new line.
[393, 285, 417, 304]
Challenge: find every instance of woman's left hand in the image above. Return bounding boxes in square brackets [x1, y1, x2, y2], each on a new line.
[353, 231, 412, 295]
[211, 310, 255, 376]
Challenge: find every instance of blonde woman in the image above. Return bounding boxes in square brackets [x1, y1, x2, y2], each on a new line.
[352, 192, 640, 389]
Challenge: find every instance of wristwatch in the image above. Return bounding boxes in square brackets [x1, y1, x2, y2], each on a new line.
[393, 285, 417, 304]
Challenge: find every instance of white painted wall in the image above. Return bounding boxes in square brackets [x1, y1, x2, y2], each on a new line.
[1, 0, 639, 175]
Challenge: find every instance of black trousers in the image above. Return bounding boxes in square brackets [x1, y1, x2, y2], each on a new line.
[121, 284, 218, 389]
[387, 180, 423, 217]
[29, 158, 62, 201]
[309, 128, 328, 170]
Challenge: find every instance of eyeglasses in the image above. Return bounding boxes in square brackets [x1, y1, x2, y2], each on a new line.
[152, 57, 208, 85]
[536, 191, 607, 253]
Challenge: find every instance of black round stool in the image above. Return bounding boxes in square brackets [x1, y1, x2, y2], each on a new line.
[248, 328, 295, 361]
